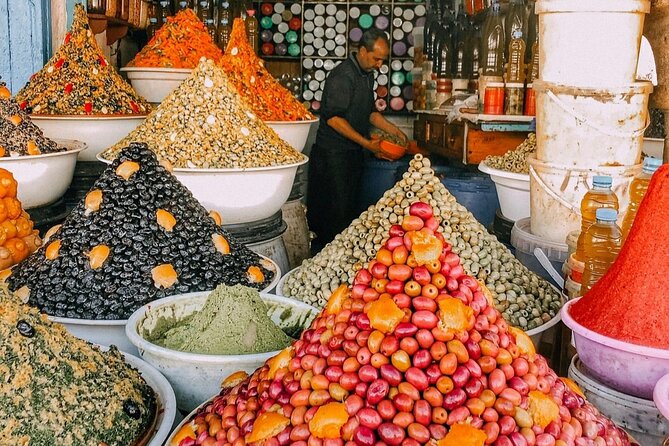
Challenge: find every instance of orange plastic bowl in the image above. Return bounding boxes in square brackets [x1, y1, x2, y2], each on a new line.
[379, 140, 406, 160]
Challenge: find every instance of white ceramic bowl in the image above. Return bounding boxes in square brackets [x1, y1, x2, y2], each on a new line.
[0, 139, 86, 209]
[50, 256, 280, 358]
[112, 349, 177, 446]
[126, 291, 319, 412]
[479, 161, 530, 221]
[31, 115, 146, 161]
[121, 67, 192, 105]
[99, 154, 309, 224]
[265, 118, 318, 153]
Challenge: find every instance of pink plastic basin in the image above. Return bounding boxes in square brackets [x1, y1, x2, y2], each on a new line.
[655, 373, 669, 422]
[562, 298, 669, 400]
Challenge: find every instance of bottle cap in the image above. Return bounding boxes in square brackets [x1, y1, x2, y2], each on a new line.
[592, 175, 612, 188]
[596, 208, 618, 222]
[643, 156, 662, 173]
[512, 29, 523, 39]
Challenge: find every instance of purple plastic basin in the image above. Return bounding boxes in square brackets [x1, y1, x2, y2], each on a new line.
[655, 373, 669, 421]
[562, 298, 669, 400]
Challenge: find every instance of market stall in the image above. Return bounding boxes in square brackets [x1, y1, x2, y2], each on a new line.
[0, 0, 668, 444]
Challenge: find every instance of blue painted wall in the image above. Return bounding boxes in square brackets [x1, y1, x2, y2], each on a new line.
[0, 0, 51, 94]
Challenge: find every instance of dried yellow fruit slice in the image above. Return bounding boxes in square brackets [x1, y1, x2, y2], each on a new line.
[438, 424, 486, 446]
[87, 245, 110, 270]
[156, 209, 176, 232]
[45, 240, 61, 260]
[246, 265, 264, 283]
[116, 161, 140, 180]
[212, 233, 230, 255]
[267, 347, 293, 380]
[324, 284, 350, 316]
[439, 297, 474, 334]
[151, 263, 177, 289]
[221, 371, 248, 389]
[43, 224, 61, 243]
[309, 402, 349, 439]
[246, 412, 290, 443]
[26, 141, 40, 155]
[368, 296, 404, 334]
[528, 390, 560, 429]
[84, 189, 103, 215]
[209, 210, 222, 226]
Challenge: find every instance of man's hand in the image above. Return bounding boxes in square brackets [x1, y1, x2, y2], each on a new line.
[364, 138, 382, 154]
[388, 126, 408, 145]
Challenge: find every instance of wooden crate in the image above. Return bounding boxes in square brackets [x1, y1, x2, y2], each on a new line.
[415, 113, 528, 164]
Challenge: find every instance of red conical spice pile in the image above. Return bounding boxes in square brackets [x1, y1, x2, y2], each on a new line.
[219, 19, 314, 121]
[172, 202, 633, 446]
[571, 164, 669, 349]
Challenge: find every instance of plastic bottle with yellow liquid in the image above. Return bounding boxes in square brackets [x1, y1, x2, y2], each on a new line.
[580, 208, 622, 294]
[574, 175, 619, 262]
[621, 157, 662, 240]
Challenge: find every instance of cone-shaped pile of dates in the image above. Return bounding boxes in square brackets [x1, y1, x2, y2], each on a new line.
[172, 202, 633, 446]
[5, 143, 274, 320]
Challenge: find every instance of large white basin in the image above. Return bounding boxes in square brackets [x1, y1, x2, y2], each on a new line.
[31, 115, 146, 161]
[121, 67, 192, 105]
[0, 139, 86, 209]
[265, 118, 318, 152]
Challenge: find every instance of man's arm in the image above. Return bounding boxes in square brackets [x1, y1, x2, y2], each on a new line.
[326, 116, 381, 153]
[369, 111, 408, 143]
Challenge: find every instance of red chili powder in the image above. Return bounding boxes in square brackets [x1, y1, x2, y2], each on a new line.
[570, 164, 669, 349]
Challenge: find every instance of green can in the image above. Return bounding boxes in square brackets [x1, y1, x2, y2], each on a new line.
[359, 13, 373, 29]
[286, 30, 298, 43]
[288, 43, 301, 56]
[260, 16, 273, 29]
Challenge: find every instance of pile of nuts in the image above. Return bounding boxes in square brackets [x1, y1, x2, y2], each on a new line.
[483, 134, 536, 174]
[0, 81, 64, 156]
[15, 4, 150, 116]
[101, 59, 305, 169]
[172, 202, 633, 446]
[6, 143, 275, 320]
[283, 154, 561, 330]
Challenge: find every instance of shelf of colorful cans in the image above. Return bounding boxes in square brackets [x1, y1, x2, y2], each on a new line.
[301, 59, 342, 112]
[347, 4, 391, 52]
[390, 4, 425, 58]
[301, 3, 348, 58]
[257, 1, 303, 57]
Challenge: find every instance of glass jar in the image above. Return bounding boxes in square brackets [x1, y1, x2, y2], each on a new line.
[504, 82, 524, 115]
[87, 0, 107, 14]
[120, 0, 131, 20]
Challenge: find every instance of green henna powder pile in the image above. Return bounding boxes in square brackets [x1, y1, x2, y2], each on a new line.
[152, 284, 292, 354]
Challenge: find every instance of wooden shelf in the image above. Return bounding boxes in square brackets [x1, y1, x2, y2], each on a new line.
[87, 13, 133, 45]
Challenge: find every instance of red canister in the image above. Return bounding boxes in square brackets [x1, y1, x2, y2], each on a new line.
[524, 83, 536, 116]
[483, 82, 505, 115]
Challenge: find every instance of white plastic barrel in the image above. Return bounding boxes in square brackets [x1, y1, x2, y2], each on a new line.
[536, 0, 650, 87]
[528, 156, 641, 243]
[534, 80, 651, 168]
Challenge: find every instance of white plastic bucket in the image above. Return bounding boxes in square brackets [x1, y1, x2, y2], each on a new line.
[536, 0, 650, 87]
[478, 162, 530, 221]
[528, 156, 641, 243]
[534, 80, 651, 168]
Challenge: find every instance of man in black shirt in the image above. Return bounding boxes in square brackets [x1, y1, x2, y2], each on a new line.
[307, 29, 408, 252]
